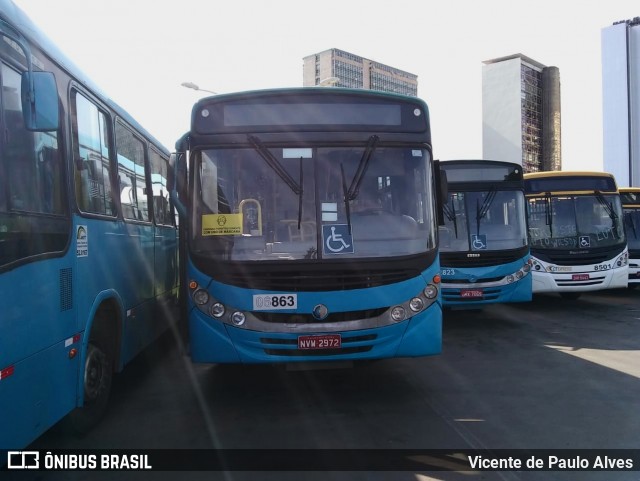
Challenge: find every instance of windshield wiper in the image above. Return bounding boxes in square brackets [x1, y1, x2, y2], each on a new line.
[346, 135, 379, 201]
[442, 199, 458, 237]
[595, 191, 618, 223]
[544, 193, 553, 238]
[340, 163, 352, 234]
[476, 187, 496, 235]
[248, 135, 305, 231]
[248, 135, 301, 195]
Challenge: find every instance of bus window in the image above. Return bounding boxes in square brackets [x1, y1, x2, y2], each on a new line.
[72, 91, 115, 216]
[116, 121, 149, 222]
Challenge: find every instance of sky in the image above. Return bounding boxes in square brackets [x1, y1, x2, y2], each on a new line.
[11, 0, 640, 171]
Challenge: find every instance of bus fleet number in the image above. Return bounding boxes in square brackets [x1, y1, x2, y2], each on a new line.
[253, 294, 298, 310]
[594, 264, 612, 271]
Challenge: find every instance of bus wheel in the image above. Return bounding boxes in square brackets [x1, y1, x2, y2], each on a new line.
[560, 292, 581, 300]
[68, 327, 114, 433]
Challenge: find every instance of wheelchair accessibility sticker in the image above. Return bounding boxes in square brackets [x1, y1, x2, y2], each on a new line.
[323, 224, 354, 255]
[471, 234, 487, 250]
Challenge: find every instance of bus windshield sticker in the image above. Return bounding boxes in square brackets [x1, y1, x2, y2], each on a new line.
[76, 225, 88, 257]
[322, 224, 354, 255]
[322, 203, 338, 222]
[471, 234, 487, 250]
[283, 148, 312, 159]
[579, 236, 591, 248]
[202, 214, 243, 236]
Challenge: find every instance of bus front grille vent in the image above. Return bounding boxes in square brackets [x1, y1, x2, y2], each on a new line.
[253, 308, 387, 324]
[221, 268, 418, 291]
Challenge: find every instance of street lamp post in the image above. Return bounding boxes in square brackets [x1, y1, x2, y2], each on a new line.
[181, 82, 217, 94]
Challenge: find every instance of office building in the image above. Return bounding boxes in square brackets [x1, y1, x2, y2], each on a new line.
[482, 54, 561, 173]
[302, 48, 418, 96]
[602, 17, 640, 188]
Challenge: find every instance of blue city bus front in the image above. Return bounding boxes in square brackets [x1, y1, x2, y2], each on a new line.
[174, 89, 443, 364]
[439, 160, 532, 308]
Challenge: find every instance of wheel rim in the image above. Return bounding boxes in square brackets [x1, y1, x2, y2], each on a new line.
[84, 344, 108, 402]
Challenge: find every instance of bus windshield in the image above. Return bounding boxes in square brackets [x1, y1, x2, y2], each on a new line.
[440, 190, 528, 252]
[527, 194, 625, 250]
[623, 207, 640, 251]
[190, 144, 435, 260]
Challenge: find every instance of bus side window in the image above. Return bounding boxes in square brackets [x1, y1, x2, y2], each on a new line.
[149, 148, 171, 226]
[71, 91, 115, 216]
[116, 121, 149, 222]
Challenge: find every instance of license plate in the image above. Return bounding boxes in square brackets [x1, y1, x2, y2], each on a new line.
[572, 274, 590, 281]
[460, 289, 483, 298]
[298, 334, 341, 350]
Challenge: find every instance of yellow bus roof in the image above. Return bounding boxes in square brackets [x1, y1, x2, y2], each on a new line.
[523, 171, 615, 179]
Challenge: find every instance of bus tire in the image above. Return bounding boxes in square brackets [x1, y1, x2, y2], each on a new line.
[68, 317, 114, 434]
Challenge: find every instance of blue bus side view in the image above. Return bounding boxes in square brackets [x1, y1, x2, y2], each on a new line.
[171, 88, 444, 364]
[524, 171, 628, 300]
[438, 160, 532, 308]
[0, 0, 179, 450]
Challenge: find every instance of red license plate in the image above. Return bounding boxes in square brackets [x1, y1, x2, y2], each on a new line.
[298, 334, 341, 350]
[460, 289, 483, 298]
[572, 274, 590, 281]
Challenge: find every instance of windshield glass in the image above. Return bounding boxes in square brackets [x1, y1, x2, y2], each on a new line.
[623, 207, 640, 251]
[440, 190, 527, 252]
[190, 145, 436, 260]
[527, 195, 625, 250]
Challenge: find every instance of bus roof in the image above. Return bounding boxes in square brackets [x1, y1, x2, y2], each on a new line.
[0, 0, 169, 155]
[523, 171, 615, 180]
[524, 171, 619, 195]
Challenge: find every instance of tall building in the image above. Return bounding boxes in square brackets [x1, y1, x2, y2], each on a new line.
[602, 17, 640, 188]
[482, 54, 561, 173]
[302, 48, 418, 97]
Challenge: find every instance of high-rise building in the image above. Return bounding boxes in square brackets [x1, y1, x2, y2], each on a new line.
[482, 54, 561, 173]
[602, 17, 640, 188]
[302, 48, 418, 97]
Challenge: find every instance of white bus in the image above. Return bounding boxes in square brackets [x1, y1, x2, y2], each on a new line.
[524, 171, 628, 299]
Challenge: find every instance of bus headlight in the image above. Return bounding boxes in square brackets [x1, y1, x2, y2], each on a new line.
[424, 284, 438, 299]
[616, 252, 629, 267]
[210, 302, 225, 318]
[391, 306, 406, 321]
[409, 297, 424, 312]
[231, 311, 246, 326]
[193, 289, 210, 306]
[506, 275, 515, 283]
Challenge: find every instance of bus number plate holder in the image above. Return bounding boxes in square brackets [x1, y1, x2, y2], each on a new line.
[298, 334, 341, 350]
[460, 289, 483, 298]
[572, 274, 590, 281]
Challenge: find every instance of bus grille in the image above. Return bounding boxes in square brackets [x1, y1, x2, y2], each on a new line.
[253, 308, 387, 324]
[218, 268, 419, 291]
[544, 252, 613, 266]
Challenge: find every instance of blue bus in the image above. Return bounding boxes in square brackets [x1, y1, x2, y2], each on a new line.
[0, 0, 179, 449]
[438, 160, 531, 307]
[525, 171, 628, 299]
[618, 187, 640, 287]
[171, 88, 443, 364]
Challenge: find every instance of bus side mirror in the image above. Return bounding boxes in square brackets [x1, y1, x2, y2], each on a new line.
[21, 71, 59, 131]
